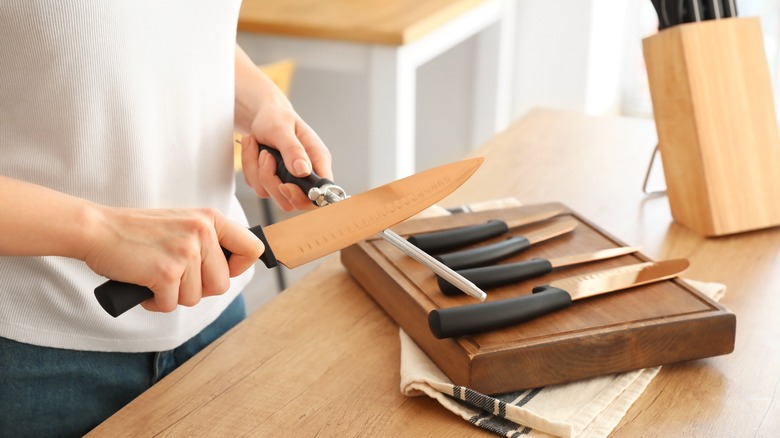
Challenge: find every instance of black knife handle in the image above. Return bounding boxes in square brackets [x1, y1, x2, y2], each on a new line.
[434, 236, 531, 270]
[721, 0, 737, 17]
[437, 258, 553, 295]
[407, 220, 509, 253]
[94, 225, 276, 318]
[428, 286, 572, 339]
[259, 145, 335, 203]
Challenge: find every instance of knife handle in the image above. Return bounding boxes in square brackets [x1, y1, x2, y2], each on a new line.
[428, 286, 572, 339]
[722, 0, 737, 17]
[259, 145, 335, 203]
[407, 220, 509, 253]
[434, 236, 531, 270]
[437, 258, 553, 295]
[94, 225, 276, 318]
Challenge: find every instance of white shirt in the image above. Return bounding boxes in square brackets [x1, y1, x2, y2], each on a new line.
[0, 0, 253, 352]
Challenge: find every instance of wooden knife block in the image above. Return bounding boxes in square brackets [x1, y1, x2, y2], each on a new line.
[643, 17, 780, 236]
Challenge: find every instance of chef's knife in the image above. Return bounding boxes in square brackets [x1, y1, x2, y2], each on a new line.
[433, 217, 577, 270]
[94, 156, 484, 317]
[406, 208, 563, 253]
[437, 245, 641, 295]
[429, 259, 690, 339]
[252, 146, 486, 301]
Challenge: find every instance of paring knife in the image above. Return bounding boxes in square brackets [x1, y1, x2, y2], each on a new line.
[437, 246, 642, 295]
[406, 208, 563, 253]
[94, 154, 485, 317]
[429, 259, 690, 339]
[433, 217, 577, 270]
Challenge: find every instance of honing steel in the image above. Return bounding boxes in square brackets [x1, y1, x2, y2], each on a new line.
[437, 245, 642, 295]
[429, 259, 690, 339]
[95, 151, 485, 317]
[433, 217, 577, 270]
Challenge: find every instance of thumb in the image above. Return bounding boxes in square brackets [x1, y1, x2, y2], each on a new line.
[214, 215, 265, 276]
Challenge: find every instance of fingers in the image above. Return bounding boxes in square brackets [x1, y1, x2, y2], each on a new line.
[90, 207, 262, 314]
[196, 242, 229, 300]
[296, 120, 333, 180]
[140, 281, 179, 313]
[279, 182, 316, 210]
[241, 136, 316, 211]
[213, 213, 264, 280]
[259, 148, 296, 211]
[242, 105, 335, 212]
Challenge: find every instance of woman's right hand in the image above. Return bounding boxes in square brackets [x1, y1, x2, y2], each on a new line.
[1, 176, 261, 313]
[84, 206, 263, 312]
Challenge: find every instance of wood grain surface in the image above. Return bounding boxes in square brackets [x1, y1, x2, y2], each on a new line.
[90, 109, 780, 437]
[238, 0, 487, 45]
[643, 17, 780, 236]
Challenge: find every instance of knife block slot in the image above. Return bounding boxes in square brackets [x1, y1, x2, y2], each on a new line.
[643, 17, 780, 236]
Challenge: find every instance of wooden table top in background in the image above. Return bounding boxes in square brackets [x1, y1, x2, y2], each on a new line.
[238, 0, 487, 45]
[90, 109, 780, 436]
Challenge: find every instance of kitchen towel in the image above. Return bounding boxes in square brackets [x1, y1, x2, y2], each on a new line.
[400, 199, 726, 437]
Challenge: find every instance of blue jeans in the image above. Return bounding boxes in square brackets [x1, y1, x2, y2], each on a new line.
[0, 294, 246, 438]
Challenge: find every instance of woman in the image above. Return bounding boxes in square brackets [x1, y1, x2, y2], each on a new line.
[0, 1, 332, 436]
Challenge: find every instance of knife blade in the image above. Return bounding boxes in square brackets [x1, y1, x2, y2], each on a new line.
[428, 259, 689, 339]
[433, 217, 577, 270]
[94, 155, 484, 317]
[406, 208, 563, 253]
[437, 246, 642, 295]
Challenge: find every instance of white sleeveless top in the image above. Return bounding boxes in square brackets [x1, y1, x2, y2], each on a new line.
[0, 0, 254, 352]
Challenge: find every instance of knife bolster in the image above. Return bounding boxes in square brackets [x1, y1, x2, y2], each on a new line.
[249, 225, 278, 268]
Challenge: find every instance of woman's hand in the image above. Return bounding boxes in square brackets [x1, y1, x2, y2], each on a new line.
[234, 45, 333, 212]
[84, 207, 263, 312]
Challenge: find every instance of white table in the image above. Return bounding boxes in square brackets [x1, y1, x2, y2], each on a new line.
[237, 0, 515, 188]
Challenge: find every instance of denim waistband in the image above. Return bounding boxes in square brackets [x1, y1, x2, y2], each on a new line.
[0, 293, 246, 437]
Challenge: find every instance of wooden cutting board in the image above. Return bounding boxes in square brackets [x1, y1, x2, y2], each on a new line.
[341, 202, 736, 394]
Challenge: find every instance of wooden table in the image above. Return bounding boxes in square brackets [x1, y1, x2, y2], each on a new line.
[90, 109, 780, 436]
[236, 0, 515, 188]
